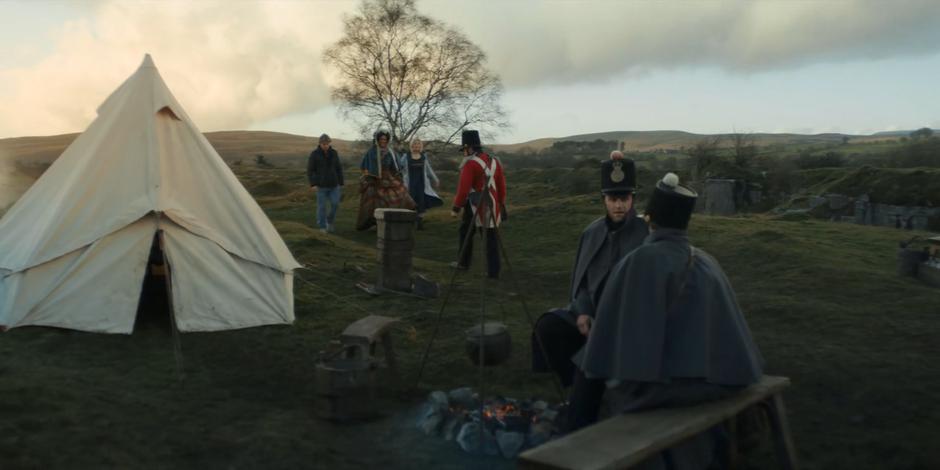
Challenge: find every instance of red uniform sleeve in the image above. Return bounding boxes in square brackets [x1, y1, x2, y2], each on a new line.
[453, 163, 475, 210]
[495, 161, 507, 205]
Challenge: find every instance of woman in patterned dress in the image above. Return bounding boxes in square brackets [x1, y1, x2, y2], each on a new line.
[356, 130, 416, 231]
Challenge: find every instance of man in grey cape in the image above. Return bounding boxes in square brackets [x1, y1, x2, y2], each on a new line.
[575, 172, 764, 469]
[531, 153, 648, 412]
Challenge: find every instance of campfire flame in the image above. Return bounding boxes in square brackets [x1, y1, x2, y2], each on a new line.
[483, 402, 518, 421]
[449, 400, 537, 431]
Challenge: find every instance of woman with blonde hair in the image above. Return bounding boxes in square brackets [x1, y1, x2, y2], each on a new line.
[399, 138, 443, 230]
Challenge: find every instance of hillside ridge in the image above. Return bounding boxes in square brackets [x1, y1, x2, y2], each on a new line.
[1, 129, 915, 163]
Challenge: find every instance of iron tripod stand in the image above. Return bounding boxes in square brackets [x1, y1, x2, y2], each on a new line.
[414, 169, 567, 450]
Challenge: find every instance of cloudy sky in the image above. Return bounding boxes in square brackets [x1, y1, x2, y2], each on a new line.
[0, 0, 938, 143]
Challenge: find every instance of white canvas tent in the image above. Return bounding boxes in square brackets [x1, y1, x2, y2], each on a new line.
[0, 54, 301, 333]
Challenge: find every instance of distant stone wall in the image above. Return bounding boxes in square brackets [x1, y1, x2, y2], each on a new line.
[761, 191, 940, 233]
[857, 200, 940, 230]
[799, 193, 940, 230]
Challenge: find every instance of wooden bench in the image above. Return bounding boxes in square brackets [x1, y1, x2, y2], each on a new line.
[517, 375, 797, 470]
[339, 315, 400, 382]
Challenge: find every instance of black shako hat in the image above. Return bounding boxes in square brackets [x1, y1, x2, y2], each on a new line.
[645, 172, 698, 230]
[601, 157, 637, 195]
[461, 130, 482, 152]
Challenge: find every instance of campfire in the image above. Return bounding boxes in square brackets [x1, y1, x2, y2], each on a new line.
[461, 399, 537, 433]
[417, 387, 563, 459]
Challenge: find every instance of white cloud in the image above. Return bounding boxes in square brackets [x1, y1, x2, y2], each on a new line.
[0, 0, 354, 138]
[2, 0, 939, 138]
[423, 0, 940, 87]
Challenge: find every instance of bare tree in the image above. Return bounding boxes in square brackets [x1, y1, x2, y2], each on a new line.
[730, 132, 757, 168]
[323, 0, 509, 146]
[690, 135, 723, 182]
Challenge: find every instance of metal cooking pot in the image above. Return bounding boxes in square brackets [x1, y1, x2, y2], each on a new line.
[465, 321, 512, 366]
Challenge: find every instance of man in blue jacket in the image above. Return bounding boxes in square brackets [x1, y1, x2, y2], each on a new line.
[307, 133, 344, 233]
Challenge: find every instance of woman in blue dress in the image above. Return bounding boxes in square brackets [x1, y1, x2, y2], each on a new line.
[399, 138, 443, 230]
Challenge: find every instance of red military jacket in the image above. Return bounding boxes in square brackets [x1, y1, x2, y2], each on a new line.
[452, 152, 507, 226]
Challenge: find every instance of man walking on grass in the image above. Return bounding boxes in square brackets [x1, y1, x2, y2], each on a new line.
[307, 133, 344, 233]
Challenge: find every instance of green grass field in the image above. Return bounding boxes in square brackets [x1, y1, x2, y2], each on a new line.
[1, 164, 938, 469]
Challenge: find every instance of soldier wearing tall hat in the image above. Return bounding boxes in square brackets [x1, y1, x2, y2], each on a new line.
[569, 172, 764, 467]
[531, 151, 649, 419]
[451, 130, 506, 279]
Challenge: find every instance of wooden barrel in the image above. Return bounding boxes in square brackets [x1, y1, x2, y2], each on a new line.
[314, 357, 376, 422]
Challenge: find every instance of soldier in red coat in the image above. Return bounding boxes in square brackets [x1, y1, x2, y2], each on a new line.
[451, 130, 507, 279]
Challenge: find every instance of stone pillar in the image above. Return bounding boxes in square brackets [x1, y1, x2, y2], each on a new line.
[375, 208, 416, 292]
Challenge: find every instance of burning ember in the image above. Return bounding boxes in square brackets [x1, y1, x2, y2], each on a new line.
[417, 387, 563, 459]
[483, 402, 518, 421]
[472, 399, 537, 433]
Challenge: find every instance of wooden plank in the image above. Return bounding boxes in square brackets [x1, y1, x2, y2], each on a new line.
[518, 376, 791, 470]
[340, 315, 399, 344]
[768, 394, 800, 470]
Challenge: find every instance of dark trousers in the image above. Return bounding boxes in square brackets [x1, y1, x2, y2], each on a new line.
[566, 369, 606, 432]
[531, 311, 606, 432]
[531, 311, 585, 387]
[458, 202, 500, 278]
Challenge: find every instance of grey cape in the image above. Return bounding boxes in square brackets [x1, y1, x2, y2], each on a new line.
[560, 211, 648, 325]
[578, 229, 763, 386]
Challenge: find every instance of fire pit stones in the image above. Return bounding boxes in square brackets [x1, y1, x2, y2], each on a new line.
[416, 388, 563, 459]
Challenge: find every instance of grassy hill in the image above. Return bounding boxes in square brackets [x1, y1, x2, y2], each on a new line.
[2, 130, 906, 165]
[203, 130, 362, 163]
[0, 133, 80, 163]
[809, 166, 940, 206]
[0, 160, 938, 469]
[490, 131, 900, 153]
[0, 131, 360, 165]
[781, 167, 940, 207]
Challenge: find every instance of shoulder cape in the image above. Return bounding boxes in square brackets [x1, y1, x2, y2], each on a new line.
[578, 233, 764, 386]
